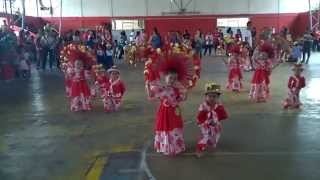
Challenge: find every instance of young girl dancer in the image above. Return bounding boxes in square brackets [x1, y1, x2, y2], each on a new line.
[226, 45, 244, 92]
[144, 49, 200, 156]
[104, 66, 126, 112]
[249, 42, 274, 102]
[283, 64, 306, 109]
[60, 44, 97, 111]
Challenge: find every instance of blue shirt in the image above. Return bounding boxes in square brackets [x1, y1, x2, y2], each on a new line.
[151, 35, 161, 49]
[291, 46, 302, 59]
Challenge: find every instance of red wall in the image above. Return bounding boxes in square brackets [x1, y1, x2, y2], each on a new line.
[42, 17, 111, 32]
[35, 12, 309, 37]
[250, 13, 306, 38]
[291, 12, 309, 36]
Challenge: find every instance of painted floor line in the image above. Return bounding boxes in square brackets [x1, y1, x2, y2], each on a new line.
[147, 151, 320, 157]
[140, 140, 156, 180]
[118, 168, 141, 173]
[86, 156, 108, 180]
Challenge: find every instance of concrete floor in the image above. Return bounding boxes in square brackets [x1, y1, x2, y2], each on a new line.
[0, 54, 319, 180]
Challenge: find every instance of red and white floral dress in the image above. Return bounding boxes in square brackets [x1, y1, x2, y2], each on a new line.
[283, 75, 306, 109]
[94, 75, 110, 97]
[249, 59, 272, 102]
[69, 68, 92, 111]
[103, 79, 126, 112]
[196, 102, 228, 152]
[226, 56, 243, 92]
[151, 85, 186, 155]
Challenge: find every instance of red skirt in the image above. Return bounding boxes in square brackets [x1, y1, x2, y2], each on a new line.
[70, 80, 91, 97]
[251, 69, 270, 85]
[155, 104, 183, 132]
[229, 67, 242, 81]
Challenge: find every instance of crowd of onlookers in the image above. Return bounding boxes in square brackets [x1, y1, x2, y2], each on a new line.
[1, 19, 319, 81]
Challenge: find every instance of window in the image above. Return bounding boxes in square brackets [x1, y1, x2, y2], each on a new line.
[112, 19, 144, 31]
[217, 17, 250, 28]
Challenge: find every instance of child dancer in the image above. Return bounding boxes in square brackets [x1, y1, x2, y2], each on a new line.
[283, 64, 306, 109]
[60, 44, 97, 111]
[150, 69, 187, 155]
[69, 59, 92, 111]
[249, 42, 274, 102]
[226, 45, 244, 92]
[196, 82, 228, 157]
[104, 66, 126, 112]
[145, 48, 200, 155]
[92, 64, 110, 100]
[19, 49, 31, 79]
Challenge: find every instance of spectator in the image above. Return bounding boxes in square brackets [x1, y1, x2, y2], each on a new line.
[86, 31, 96, 49]
[213, 28, 222, 55]
[183, 29, 191, 41]
[105, 42, 114, 70]
[251, 27, 257, 46]
[35, 29, 43, 69]
[194, 29, 204, 58]
[302, 30, 313, 64]
[149, 27, 162, 49]
[135, 31, 144, 46]
[72, 30, 81, 43]
[226, 27, 233, 37]
[129, 29, 135, 43]
[96, 44, 105, 65]
[311, 30, 319, 52]
[118, 31, 127, 59]
[39, 32, 49, 70]
[243, 21, 253, 48]
[204, 31, 214, 56]
[47, 31, 58, 70]
[288, 41, 302, 63]
[235, 29, 242, 42]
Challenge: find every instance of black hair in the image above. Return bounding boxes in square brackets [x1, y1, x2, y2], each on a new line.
[153, 27, 159, 35]
[166, 68, 178, 75]
[74, 30, 80, 36]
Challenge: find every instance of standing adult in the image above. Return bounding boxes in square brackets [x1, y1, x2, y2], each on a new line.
[235, 29, 242, 42]
[72, 30, 81, 43]
[149, 27, 162, 49]
[243, 21, 253, 48]
[302, 30, 313, 64]
[194, 29, 204, 58]
[39, 32, 49, 71]
[129, 29, 135, 43]
[135, 31, 144, 46]
[213, 28, 222, 55]
[204, 31, 214, 56]
[118, 31, 127, 59]
[251, 27, 257, 47]
[311, 30, 319, 52]
[47, 31, 58, 70]
[35, 29, 43, 70]
[183, 30, 191, 41]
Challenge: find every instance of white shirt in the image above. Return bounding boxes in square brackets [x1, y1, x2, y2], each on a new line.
[242, 29, 252, 47]
[129, 31, 135, 42]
